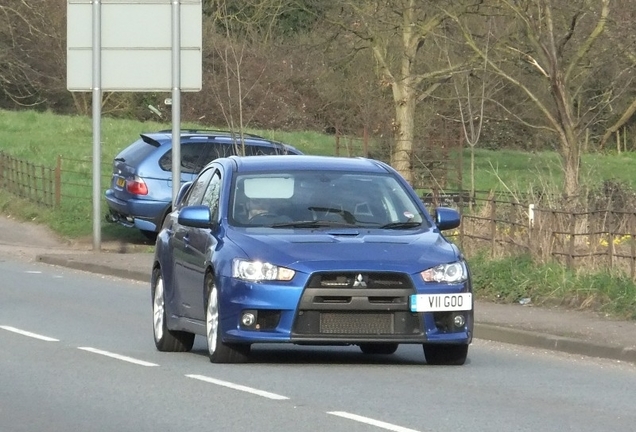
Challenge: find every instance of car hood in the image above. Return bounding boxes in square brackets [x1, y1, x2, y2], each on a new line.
[226, 227, 460, 274]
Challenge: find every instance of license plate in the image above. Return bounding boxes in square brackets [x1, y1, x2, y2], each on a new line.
[410, 293, 472, 312]
[116, 177, 126, 188]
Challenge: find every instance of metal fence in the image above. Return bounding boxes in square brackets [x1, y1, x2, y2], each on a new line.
[0, 151, 61, 206]
[3, 150, 635, 279]
[440, 192, 636, 280]
[0, 151, 110, 207]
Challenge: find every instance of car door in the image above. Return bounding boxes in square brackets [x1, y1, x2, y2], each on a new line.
[172, 167, 214, 318]
[180, 169, 222, 321]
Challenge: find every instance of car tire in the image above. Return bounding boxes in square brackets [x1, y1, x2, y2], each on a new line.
[152, 268, 195, 352]
[359, 343, 399, 355]
[205, 273, 250, 364]
[423, 344, 468, 365]
[141, 229, 158, 242]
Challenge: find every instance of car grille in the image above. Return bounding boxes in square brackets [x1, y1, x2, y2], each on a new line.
[310, 272, 410, 289]
[319, 312, 394, 334]
[292, 271, 422, 338]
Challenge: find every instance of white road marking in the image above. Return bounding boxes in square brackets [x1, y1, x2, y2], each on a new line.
[186, 374, 289, 400]
[25, 271, 42, 274]
[77, 347, 159, 367]
[328, 411, 420, 432]
[0, 326, 59, 341]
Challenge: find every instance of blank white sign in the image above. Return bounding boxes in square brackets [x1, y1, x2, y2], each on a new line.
[67, 0, 202, 92]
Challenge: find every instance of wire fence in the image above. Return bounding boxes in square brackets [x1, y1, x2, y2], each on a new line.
[3, 150, 635, 279]
[0, 151, 110, 207]
[440, 192, 636, 281]
[0, 151, 60, 206]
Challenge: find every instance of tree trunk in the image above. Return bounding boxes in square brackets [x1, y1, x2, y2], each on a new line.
[391, 83, 415, 185]
[551, 72, 580, 198]
[561, 131, 580, 198]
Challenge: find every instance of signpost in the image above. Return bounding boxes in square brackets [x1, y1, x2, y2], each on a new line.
[67, 0, 202, 250]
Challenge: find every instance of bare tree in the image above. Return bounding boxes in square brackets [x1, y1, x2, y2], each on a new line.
[599, 0, 636, 150]
[454, 0, 615, 197]
[448, 28, 491, 198]
[203, 0, 297, 153]
[0, 0, 51, 106]
[323, 0, 483, 185]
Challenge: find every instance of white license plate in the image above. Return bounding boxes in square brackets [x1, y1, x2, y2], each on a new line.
[410, 293, 472, 312]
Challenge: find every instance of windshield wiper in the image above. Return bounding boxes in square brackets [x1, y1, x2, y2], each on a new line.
[380, 221, 422, 229]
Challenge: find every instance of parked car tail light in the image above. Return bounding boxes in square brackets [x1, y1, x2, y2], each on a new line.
[126, 176, 149, 195]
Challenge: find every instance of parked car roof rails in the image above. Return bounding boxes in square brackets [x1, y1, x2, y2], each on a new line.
[156, 129, 267, 139]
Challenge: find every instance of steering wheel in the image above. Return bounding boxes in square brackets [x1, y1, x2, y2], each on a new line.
[248, 212, 280, 224]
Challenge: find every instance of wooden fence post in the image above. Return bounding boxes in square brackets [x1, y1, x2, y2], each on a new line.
[490, 198, 497, 258]
[55, 155, 62, 207]
[607, 210, 614, 271]
[568, 212, 576, 270]
[0, 152, 4, 188]
[630, 213, 635, 281]
[29, 161, 36, 202]
[40, 165, 46, 206]
[19, 158, 25, 197]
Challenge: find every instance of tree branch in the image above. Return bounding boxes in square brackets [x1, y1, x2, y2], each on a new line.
[599, 97, 636, 149]
[564, 0, 610, 83]
[557, 11, 581, 57]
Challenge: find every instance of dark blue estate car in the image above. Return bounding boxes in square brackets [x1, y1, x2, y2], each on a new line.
[152, 155, 473, 365]
[105, 130, 302, 239]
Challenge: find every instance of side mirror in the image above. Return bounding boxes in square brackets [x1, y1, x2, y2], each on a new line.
[435, 207, 460, 231]
[178, 205, 212, 228]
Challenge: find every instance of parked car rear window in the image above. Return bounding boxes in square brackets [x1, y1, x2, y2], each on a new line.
[159, 143, 238, 174]
[117, 139, 158, 167]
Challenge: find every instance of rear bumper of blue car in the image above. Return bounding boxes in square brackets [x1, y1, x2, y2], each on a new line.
[105, 189, 169, 232]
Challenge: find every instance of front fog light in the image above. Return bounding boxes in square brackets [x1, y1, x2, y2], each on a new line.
[241, 312, 256, 327]
[453, 314, 465, 327]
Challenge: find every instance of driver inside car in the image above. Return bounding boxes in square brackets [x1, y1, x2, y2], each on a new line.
[246, 198, 273, 220]
[245, 198, 294, 225]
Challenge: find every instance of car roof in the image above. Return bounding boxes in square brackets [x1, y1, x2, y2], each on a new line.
[139, 130, 300, 153]
[221, 155, 392, 174]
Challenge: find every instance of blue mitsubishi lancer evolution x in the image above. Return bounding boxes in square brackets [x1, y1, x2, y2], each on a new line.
[151, 155, 473, 365]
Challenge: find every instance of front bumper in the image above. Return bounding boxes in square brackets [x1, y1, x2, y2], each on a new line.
[219, 272, 473, 345]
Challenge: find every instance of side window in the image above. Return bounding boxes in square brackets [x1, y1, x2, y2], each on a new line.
[180, 143, 213, 174]
[206, 143, 236, 161]
[202, 171, 222, 218]
[183, 168, 214, 206]
[246, 145, 284, 156]
[159, 143, 229, 173]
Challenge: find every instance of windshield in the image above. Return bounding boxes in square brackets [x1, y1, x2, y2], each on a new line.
[229, 170, 430, 229]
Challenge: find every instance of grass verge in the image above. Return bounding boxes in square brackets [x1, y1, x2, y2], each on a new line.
[470, 252, 636, 320]
[1, 109, 635, 319]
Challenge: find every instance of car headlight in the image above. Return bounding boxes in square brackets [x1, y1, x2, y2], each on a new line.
[232, 259, 295, 282]
[420, 261, 468, 283]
